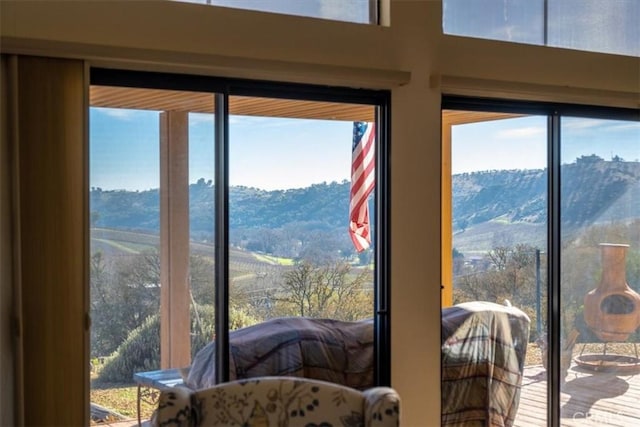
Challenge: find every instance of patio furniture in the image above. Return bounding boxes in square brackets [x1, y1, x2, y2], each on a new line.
[134, 368, 184, 426]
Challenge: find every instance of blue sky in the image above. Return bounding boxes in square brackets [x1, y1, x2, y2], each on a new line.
[91, 108, 639, 191]
[90, 108, 355, 191]
[452, 116, 640, 174]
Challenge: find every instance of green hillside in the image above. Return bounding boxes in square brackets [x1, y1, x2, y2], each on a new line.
[452, 157, 640, 251]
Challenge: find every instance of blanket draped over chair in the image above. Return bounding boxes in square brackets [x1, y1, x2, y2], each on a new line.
[185, 317, 374, 391]
[181, 303, 529, 427]
[441, 301, 530, 427]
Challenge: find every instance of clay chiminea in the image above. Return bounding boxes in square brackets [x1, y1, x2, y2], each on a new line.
[584, 243, 640, 342]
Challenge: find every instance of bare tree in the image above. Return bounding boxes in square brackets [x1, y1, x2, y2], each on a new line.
[273, 261, 373, 320]
[457, 243, 538, 309]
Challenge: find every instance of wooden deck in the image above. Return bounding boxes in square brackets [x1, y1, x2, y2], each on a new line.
[97, 363, 640, 427]
[515, 363, 640, 426]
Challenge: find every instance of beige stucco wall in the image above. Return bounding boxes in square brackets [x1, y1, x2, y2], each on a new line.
[1, 1, 638, 425]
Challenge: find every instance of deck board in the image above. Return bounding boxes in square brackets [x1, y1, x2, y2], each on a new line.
[515, 364, 640, 426]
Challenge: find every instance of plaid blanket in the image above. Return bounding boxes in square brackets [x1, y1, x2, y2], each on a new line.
[185, 304, 528, 426]
[185, 317, 374, 391]
[441, 301, 530, 427]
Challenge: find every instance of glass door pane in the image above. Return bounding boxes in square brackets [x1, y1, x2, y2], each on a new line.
[187, 110, 216, 361]
[443, 111, 549, 426]
[89, 86, 216, 424]
[560, 117, 640, 425]
[226, 96, 376, 388]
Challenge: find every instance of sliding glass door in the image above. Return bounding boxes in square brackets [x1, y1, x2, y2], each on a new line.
[89, 85, 218, 421]
[220, 95, 379, 389]
[442, 99, 639, 427]
[442, 110, 549, 426]
[88, 70, 390, 423]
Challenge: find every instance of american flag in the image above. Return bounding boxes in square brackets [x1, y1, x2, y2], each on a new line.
[349, 121, 375, 252]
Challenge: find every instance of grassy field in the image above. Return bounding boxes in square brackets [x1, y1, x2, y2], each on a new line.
[91, 380, 155, 424]
[254, 252, 294, 265]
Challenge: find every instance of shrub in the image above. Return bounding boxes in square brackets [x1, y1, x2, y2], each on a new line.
[97, 304, 259, 383]
[98, 314, 160, 383]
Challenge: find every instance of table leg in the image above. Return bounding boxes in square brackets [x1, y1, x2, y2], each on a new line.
[137, 384, 142, 427]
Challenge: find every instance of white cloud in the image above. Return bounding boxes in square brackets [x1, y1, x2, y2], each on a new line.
[97, 108, 137, 121]
[563, 118, 640, 135]
[319, 0, 373, 23]
[563, 118, 606, 130]
[496, 126, 545, 139]
[608, 122, 640, 132]
[189, 113, 214, 126]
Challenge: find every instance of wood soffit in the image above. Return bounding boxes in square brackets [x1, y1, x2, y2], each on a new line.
[90, 86, 522, 124]
[90, 86, 376, 122]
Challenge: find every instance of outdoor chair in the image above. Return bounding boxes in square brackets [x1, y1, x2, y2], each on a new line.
[150, 376, 400, 427]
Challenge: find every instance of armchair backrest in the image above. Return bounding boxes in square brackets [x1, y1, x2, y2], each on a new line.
[152, 376, 400, 427]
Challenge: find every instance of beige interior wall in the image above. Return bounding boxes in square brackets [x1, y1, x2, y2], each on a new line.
[1, 1, 638, 425]
[437, 35, 640, 102]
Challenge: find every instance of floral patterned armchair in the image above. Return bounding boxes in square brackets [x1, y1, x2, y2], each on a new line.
[151, 376, 400, 427]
